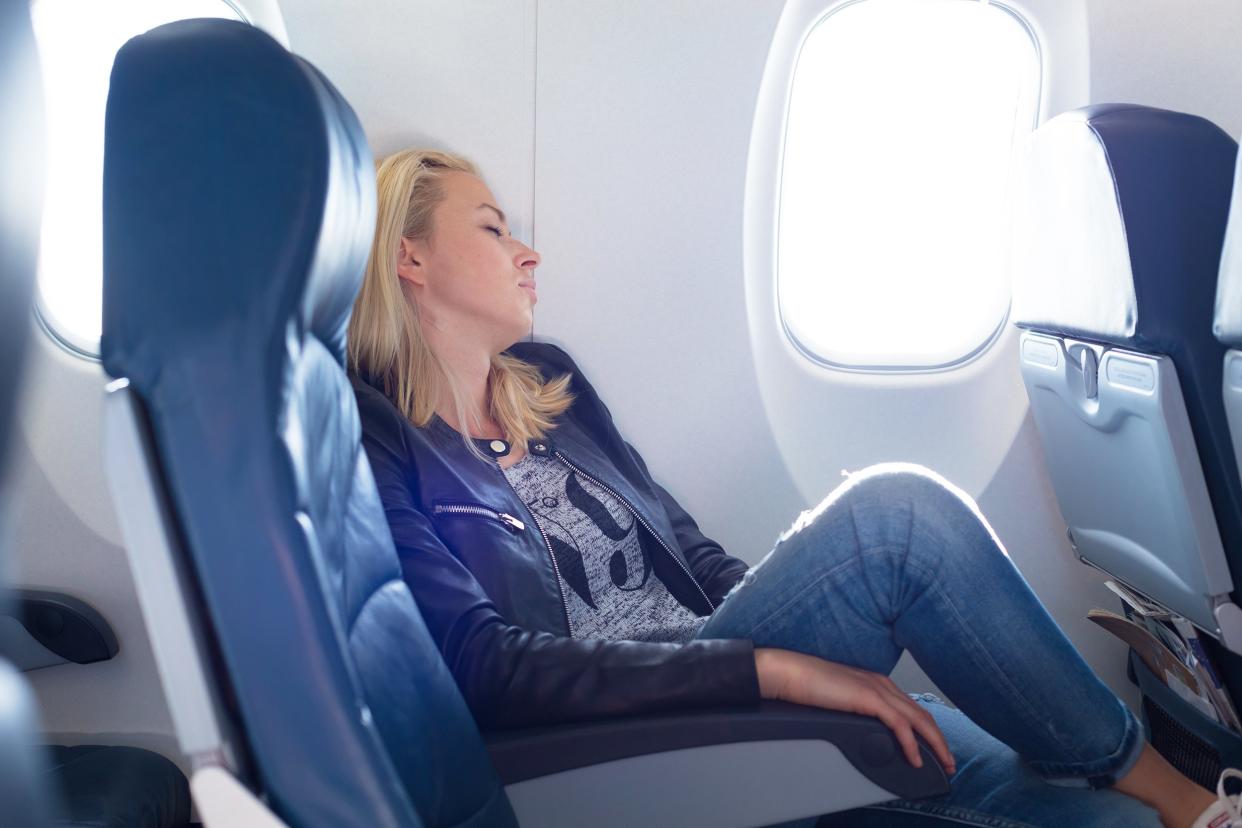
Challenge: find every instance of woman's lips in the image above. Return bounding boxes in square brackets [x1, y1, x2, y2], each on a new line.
[520, 281, 537, 301]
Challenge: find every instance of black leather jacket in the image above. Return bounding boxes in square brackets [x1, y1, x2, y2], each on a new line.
[352, 341, 761, 730]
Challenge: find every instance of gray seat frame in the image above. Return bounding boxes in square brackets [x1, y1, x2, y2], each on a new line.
[1019, 330, 1242, 649]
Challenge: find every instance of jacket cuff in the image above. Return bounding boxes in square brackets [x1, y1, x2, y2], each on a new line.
[700, 637, 761, 706]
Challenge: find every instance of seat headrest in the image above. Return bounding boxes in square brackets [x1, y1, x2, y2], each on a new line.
[1012, 104, 1237, 353]
[1215, 142, 1242, 346]
[101, 18, 374, 386]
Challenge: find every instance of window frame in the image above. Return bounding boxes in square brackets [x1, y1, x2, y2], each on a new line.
[774, 0, 1043, 375]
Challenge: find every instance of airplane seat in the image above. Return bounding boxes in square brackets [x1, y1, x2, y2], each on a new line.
[1012, 103, 1242, 785]
[100, 18, 948, 828]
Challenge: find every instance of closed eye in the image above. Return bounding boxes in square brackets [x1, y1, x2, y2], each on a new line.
[485, 225, 506, 238]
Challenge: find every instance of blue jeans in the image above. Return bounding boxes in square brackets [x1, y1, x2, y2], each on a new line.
[693, 462, 1161, 828]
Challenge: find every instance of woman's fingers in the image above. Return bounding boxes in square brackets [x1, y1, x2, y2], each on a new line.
[911, 710, 955, 773]
[864, 683, 956, 773]
[877, 684, 956, 773]
[869, 702, 923, 768]
[780, 653, 957, 775]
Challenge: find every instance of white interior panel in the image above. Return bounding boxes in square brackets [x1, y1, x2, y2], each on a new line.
[533, 0, 802, 567]
[1088, 0, 1242, 138]
[280, 0, 538, 243]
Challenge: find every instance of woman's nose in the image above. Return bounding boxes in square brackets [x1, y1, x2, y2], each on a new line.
[515, 243, 541, 270]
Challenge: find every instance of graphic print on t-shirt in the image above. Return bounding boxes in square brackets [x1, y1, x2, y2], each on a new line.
[530, 470, 652, 609]
[502, 453, 707, 642]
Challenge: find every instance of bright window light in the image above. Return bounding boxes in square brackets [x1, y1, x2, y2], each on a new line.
[778, 0, 1040, 370]
[31, 0, 243, 358]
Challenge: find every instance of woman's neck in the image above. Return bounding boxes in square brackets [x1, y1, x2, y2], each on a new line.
[424, 330, 498, 438]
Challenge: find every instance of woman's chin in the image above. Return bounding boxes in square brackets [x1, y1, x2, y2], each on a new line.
[497, 318, 534, 350]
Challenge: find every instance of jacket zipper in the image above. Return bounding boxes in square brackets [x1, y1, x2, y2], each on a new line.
[551, 449, 715, 612]
[494, 470, 576, 638]
[432, 502, 525, 533]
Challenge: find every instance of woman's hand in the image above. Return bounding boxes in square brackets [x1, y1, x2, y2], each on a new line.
[755, 647, 956, 774]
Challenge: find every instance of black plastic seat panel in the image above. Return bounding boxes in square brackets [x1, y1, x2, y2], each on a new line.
[44, 745, 190, 828]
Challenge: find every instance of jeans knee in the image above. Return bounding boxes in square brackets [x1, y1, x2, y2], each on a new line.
[777, 463, 995, 569]
[840, 463, 1005, 565]
[774, 465, 948, 555]
[842, 462, 969, 512]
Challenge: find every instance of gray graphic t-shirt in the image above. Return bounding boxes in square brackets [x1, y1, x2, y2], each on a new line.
[502, 453, 709, 643]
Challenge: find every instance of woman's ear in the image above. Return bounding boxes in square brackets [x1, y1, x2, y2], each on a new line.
[396, 237, 426, 286]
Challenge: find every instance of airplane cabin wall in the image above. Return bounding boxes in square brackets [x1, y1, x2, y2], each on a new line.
[1088, 0, 1242, 139]
[10, 0, 1242, 775]
[282, 0, 539, 247]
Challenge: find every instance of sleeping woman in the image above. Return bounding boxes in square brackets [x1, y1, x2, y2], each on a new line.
[347, 148, 1227, 828]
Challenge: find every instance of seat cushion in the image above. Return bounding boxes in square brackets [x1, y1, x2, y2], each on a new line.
[45, 745, 189, 828]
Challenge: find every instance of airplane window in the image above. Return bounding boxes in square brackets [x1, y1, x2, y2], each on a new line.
[778, 0, 1040, 370]
[30, 0, 245, 359]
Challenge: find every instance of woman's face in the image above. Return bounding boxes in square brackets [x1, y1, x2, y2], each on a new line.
[398, 171, 540, 352]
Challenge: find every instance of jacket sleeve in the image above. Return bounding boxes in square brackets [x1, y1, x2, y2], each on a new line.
[358, 393, 761, 731]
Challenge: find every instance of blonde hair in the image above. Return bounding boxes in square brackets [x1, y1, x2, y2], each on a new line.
[348, 148, 573, 459]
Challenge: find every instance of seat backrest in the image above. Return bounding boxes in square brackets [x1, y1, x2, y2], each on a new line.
[101, 20, 516, 827]
[1012, 104, 1242, 647]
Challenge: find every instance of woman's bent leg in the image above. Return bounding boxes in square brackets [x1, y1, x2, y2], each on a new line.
[695, 462, 1145, 790]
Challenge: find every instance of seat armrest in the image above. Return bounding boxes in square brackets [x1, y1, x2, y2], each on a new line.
[484, 699, 948, 799]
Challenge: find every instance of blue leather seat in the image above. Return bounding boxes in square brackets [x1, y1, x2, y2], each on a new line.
[100, 18, 947, 827]
[1012, 104, 1242, 779]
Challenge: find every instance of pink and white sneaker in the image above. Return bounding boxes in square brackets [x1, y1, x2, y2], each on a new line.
[1192, 769, 1242, 828]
